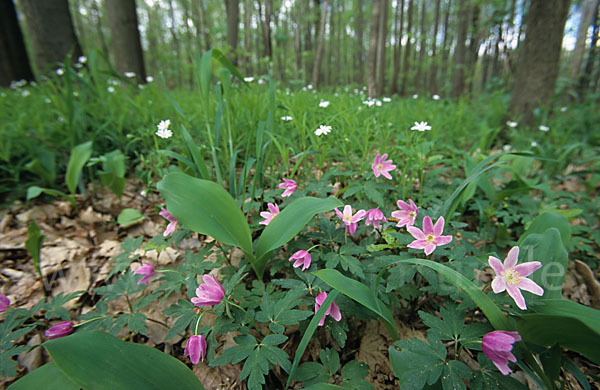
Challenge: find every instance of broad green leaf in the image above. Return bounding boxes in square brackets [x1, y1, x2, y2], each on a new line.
[117, 208, 144, 227]
[43, 331, 204, 389]
[180, 124, 210, 179]
[66, 141, 93, 194]
[313, 269, 398, 339]
[99, 149, 126, 198]
[157, 173, 252, 255]
[26, 186, 75, 206]
[519, 212, 570, 247]
[25, 149, 56, 185]
[8, 362, 79, 390]
[25, 221, 45, 278]
[212, 48, 246, 84]
[198, 50, 212, 102]
[388, 336, 448, 389]
[254, 197, 342, 278]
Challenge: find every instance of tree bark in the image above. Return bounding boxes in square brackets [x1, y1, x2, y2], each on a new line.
[440, 0, 452, 93]
[391, 0, 404, 94]
[259, 0, 273, 60]
[578, 2, 600, 97]
[509, 0, 571, 124]
[429, 0, 441, 94]
[415, 1, 426, 91]
[225, 0, 240, 65]
[376, 0, 389, 95]
[570, 0, 600, 78]
[0, 0, 35, 86]
[105, 0, 146, 84]
[400, 0, 413, 95]
[91, 0, 110, 57]
[19, 0, 82, 73]
[356, 0, 365, 84]
[368, 0, 382, 97]
[312, 0, 329, 88]
[451, 0, 468, 98]
[466, 3, 481, 93]
[294, 2, 302, 78]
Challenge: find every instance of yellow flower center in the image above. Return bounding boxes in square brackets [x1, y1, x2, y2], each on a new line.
[425, 234, 435, 245]
[502, 269, 521, 285]
[343, 215, 353, 223]
[376, 163, 383, 171]
[409, 212, 415, 218]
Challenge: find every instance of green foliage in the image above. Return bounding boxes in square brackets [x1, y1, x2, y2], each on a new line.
[25, 220, 45, 278]
[66, 141, 93, 195]
[97, 149, 126, 198]
[117, 208, 144, 227]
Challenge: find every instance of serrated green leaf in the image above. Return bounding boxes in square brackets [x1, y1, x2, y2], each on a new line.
[341, 360, 370, 382]
[320, 348, 340, 375]
[389, 336, 446, 389]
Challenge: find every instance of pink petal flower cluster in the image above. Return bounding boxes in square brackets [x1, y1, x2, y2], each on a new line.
[134, 261, 155, 286]
[314, 292, 342, 326]
[407, 216, 452, 255]
[371, 153, 396, 180]
[482, 330, 521, 375]
[259, 203, 280, 226]
[191, 275, 225, 306]
[391, 199, 418, 227]
[184, 335, 207, 364]
[45, 321, 74, 340]
[489, 246, 543, 310]
[365, 208, 386, 228]
[289, 250, 311, 271]
[0, 294, 10, 313]
[159, 208, 178, 236]
[335, 205, 366, 235]
[279, 179, 297, 197]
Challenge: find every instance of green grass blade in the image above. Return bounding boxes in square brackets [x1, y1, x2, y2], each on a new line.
[180, 124, 210, 179]
[65, 141, 93, 195]
[25, 221, 45, 278]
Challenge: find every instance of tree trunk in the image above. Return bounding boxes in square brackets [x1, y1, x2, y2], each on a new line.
[200, 0, 211, 52]
[167, 0, 181, 85]
[294, 2, 302, 78]
[570, 0, 600, 78]
[244, 0, 253, 74]
[0, 0, 35, 86]
[91, 0, 110, 57]
[376, 0, 389, 95]
[356, 0, 365, 84]
[451, 0, 468, 98]
[429, 0, 441, 94]
[415, 1, 426, 91]
[509, 0, 571, 124]
[327, 0, 335, 85]
[225, 0, 240, 65]
[400, 0, 413, 95]
[19, 0, 82, 73]
[105, 0, 146, 84]
[259, 0, 273, 60]
[368, 0, 382, 97]
[312, 0, 329, 88]
[440, 0, 452, 93]
[466, 3, 481, 93]
[577, 2, 600, 97]
[391, 0, 404, 94]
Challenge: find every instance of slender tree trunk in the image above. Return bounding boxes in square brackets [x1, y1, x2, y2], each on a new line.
[72, 0, 86, 53]
[429, 0, 441, 94]
[167, 0, 181, 85]
[337, 1, 343, 86]
[391, 0, 404, 94]
[244, 0, 253, 74]
[304, 0, 312, 80]
[368, 0, 382, 96]
[451, 0, 469, 98]
[200, 0, 211, 52]
[570, 0, 600, 78]
[312, 0, 329, 88]
[0, 0, 35, 86]
[376, 0, 389, 95]
[259, 0, 273, 60]
[225, 0, 240, 65]
[415, 1, 426, 91]
[578, 2, 600, 97]
[356, 0, 365, 84]
[509, 0, 571, 124]
[481, 39, 492, 89]
[440, 0, 452, 93]
[491, 24, 502, 79]
[105, 0, 146, 84]
[294, 2, 302, 78]
[19, 0, 83, 73]
[90, 0, 110, 57]
[466, 3, 481, 93]
[400, 0, 413, 95]
[327, 0, 335, 85]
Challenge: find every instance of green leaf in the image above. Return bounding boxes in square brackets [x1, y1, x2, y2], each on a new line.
[42, 331, 204, 389]
[25, 149, 56, 185]
[117, 208, 144, 227]
[8, 362, 79, 390]
[519, 212, 570, 246]
[99, 149, 126, 198]
[320, 348, 340, 376]
[26, 186, 75, 206]
[313, 269, 398, 340]
[25, 221, 45, 278]
[419, 303, 465, 341]
[212, 48, 246, 84]
[388, 336, 447, 389]
[341, 360, 370, 382]
[157, 173, 252, 256]
[66, 141, 93, 194]
[254, 196, 342, 278]
[180, 125, 210, 179]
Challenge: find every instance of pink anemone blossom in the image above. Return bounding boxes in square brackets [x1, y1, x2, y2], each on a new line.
[134, 261, 155, 286]
[371, 153, 396, 180]
[184, 335, 207, 364]
[159, 208, 178, 237]
[259, 203, 280, 226]
[365, 208, 387, 228]
[314, 292, 342, 326]
[191, 275, 225, 306]
[45, 321, 74, 340]
[407, 216, 452, 255]
[279, 179, 297, 197]
[0, 294, 9, 313]
[489, 246, 543, 310]
[335, 205, 366, 235]
[482, 330, 521, 375]
[289, 250, 311, 271]
[390, 199, 418, 228]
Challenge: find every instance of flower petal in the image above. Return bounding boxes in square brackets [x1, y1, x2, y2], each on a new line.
[514, 261, 542, 277]
[505, 246, 520, 269]
[491, 277, 506, 293]
[433, 217, 445, 236]
[518, 278, 544, 296]
[435, 235, 452, 246]
[488, 256, 504, 276]
[407, 226, 426, 240]
[422, 216, 434, 235]
[506, 285, 527, 310]
[407, 239, 427, 249]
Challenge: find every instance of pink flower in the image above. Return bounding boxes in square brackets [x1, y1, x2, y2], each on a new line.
[0, 294, 10, 313]
[134, 261, 155, 286]
[371, 153, 396, 180]
[279, 179, 297, 197]
[489, 246, 543, 310]
[191, 275, 225, 306]
[365, 208, 387, 228]
[390, 199, 418, 228]
[407, 216, 452, 255]
[45, 321, 74, 340]
[314, 292, 342, 326]
[335, 205, 366, 235]
[289, 250, 311, 271]
[482, 330, 521, 375]
[184, 335, 207, 364]
[259, 203, 280, 226]
[159, 208, 178, 237]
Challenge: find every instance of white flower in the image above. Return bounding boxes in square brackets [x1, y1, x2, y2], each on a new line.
[362, 86, 367, 90]
[506, 121, 518, 128]
[412, 94, 418, 99]
[411, 121, 432, 131]
[78, 56, 87, 64]
[319, 100, 330, 108]
[383, 97, 391, 102]
[531, 141, 538, 147]
[314, 125, 332, 136]
[146, 76, 154, 82]
[307, 84, 313, 90]
[503, 144, 512, 152]
[56, 68, 64, 76]
[107, 86, 115, 93]
[560, 106, 567, 112]
[363, 99, 375, 107]
[539, 125, 550, 132]
[281, 116, 293, 121]
[432, 94, 440, 100]
[157, 120, 171, 131]
[21, 90, 30, 97]
[155, 128, 173, 139]
[258, 79, 265, 84]
[73, 91, 79, 97]
[244, 77, 254, 82]
[11, 79, 27, 88]
[302, 87, 307, 91]
[44, 98, 51, 104]
[375, 99, 382, 106]
[124, 72, 136, 78]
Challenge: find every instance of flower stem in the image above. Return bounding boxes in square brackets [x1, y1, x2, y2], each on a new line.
[73, 315, 111, 328]
[223, 298, 255, 326]
[194, 311, 205, 335]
